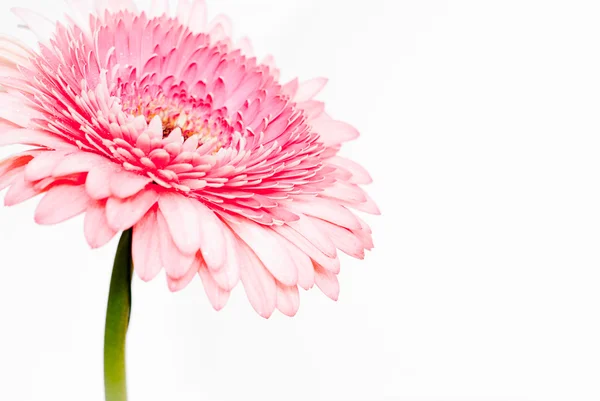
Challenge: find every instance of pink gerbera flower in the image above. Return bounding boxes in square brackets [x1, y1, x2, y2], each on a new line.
[0, 0, 378, 318]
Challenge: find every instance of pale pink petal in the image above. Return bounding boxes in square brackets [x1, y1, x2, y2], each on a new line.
[167, 259, 198, 292]
[340, 192, 381, 215]
[0, 129, 75, 150]
[280, 237, 314, 290]
[192, 201, 227, 271]
[0, 163, 27, 191]
[286, 213, 337, 257]
[10, 8, 55, 46]
[187, 0, 207, 33]
[294, 77, 328, 102]
[105, 188, 159, 231]
[156, 209, 195, 279]
[158, 193, 202, 255]
[207, 225, 240, 291]
[312, 117, 360, 147]
[327, 156, 373, 185]
[198, 261, 231, 311]
[86, 165, 116, 200]
[109, 170, 152, 198]
[314, 264, 340, 301]
[272, 223, 340, 274]
[132, 209, 163, 282]
[4, 174, 39, 206]
[237, 239, 277, 319]
[34, 185, 91, 225]
[276, 283, 300, 317]
[309, 217, 365, 259]
[52, 152, 108, 177]
[84, 200, 117, 248]
[226, 216, 298, 286]
[24, 151, 71, 181]
[289, 199, 361, 231]
[149, 0, 169, 18]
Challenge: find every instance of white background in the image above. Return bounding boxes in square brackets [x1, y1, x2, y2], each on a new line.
[0, 0, 599, 400]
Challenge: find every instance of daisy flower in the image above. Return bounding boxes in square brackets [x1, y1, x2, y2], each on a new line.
[0, 0, 378, 397]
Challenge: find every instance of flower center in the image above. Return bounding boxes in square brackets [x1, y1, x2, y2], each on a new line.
[123, 90, 234, 148]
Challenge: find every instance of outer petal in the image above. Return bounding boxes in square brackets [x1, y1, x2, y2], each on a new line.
[158, 192, 202, 255]
[294, 77, 328, 102]
[309, 217, 366, 259]
[84, 200, 117, 248]
[327, 156, 373, 185]
[24, 151, 72, 181]
[288, 199, 361, 231]
[192, 201, 227, 271]
[4, 174, 39, 206]
[106, 188, 159, 231]
[86, 164, 117, 200]
[0, 128, 76, 150]
[110, 170, 151, 198]
[226, 216, 298, 287]
[198, 259, 231, 311]
[132, 209, 162, 282]
[276, 283, 300, 317]
[207, 225, 240, 291]
[167, 259, 198, 292]
[312, 117, 359, 147]
[314, 263, 340, 301]
[156, 209, 195, 279]
[236, 237, 277, 319]
[34, 185, 91, 225]
[53, 151, 109, 177]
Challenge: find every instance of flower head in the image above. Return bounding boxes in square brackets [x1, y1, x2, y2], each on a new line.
[0, 0, 378, 317]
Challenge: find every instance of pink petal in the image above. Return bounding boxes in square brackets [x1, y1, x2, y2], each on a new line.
[105, 188, 159, 231]
[0, 128, 75, 150]
[321, 182, 367, 204]
[132, 209, 163, 282]
[226, 217, 298, 286]
[272, 223, 340, 274]
[294, 77, 328, 102]
[158, 192, 202, 255]
[207, 225, 240, 290]
[276, 283, 300, 317]
[309, 217, 365, 259]
[4, 174, 39, 206]
[314, 264, 340, 301]
[289, 199, 361, 231]
[327, 156, 373, 185]
[286, 213, 337, 258]
[0, 163, 27, 191]
[156, 209, 195, 279]
[24, 151, 71, 181]
[149, 0, 169, 18]
[341, 192, 381, 215]
[34, 185, 90, 225]
[109, 170, 151, 198]
[198, 261, 231, 311]
[167, 259, 198, 292]
[53, 152, 108, 177]
[192, 201, 227, 271]
[86, 164, 116, 200]
[187, 0, 207, 33]
[237, 239, 277, 319]
[10, 8, 55, 46]
[84, 200, 117, 249]
[279, 237, 314, 290]
[312, 117, 360, 147]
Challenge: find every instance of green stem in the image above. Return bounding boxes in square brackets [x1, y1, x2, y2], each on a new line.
[104, 229, 133, 401]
